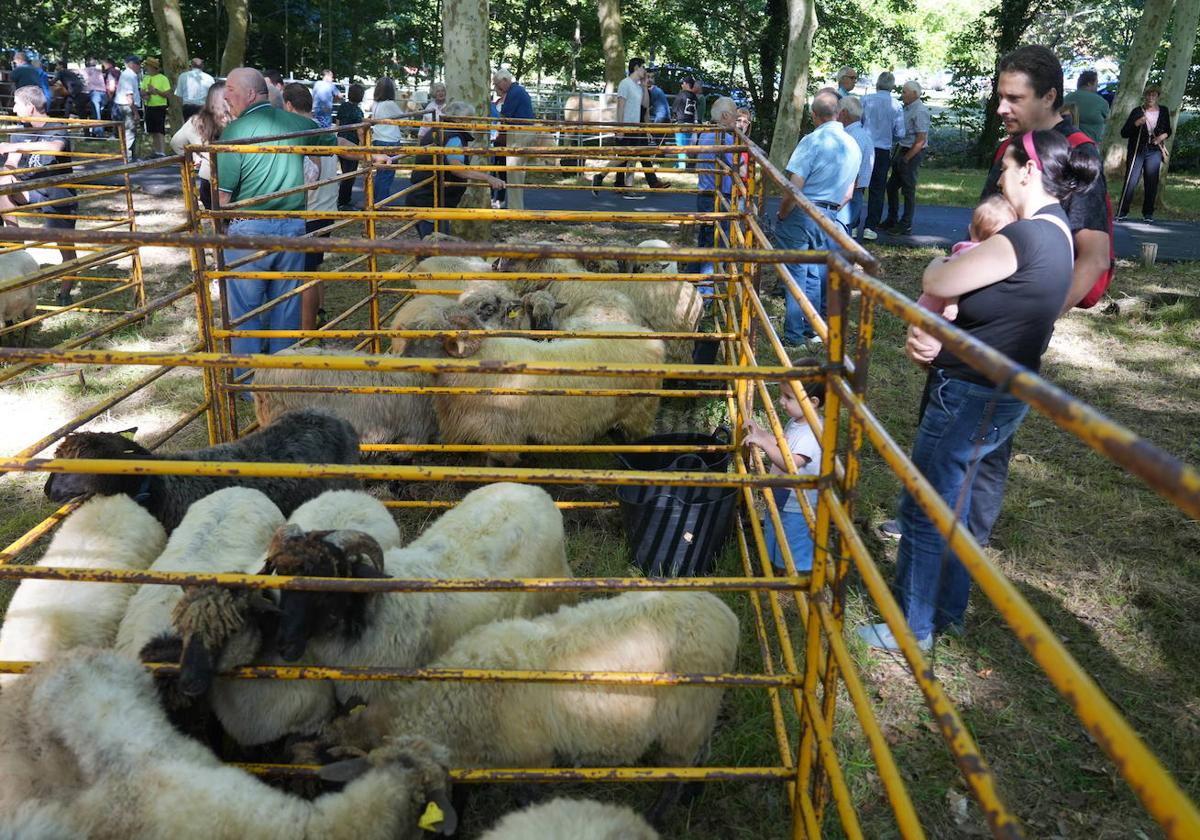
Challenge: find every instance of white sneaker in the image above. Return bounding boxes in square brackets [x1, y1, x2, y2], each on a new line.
[862, 228, 878, 241]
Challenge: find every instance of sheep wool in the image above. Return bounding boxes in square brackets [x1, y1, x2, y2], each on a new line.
[433, 327, 665, 464]
[321, 591, 739, 776]
[0, 250, 40, 347]
[479, 798, 660, 840]
[115, 487, 285, 659]
[0, 649, 453, 840]
[406, 255, 493, 292]
[252, 348, 436, 450]
[286, 490, 402, 551]
[0, 495, 167, 686]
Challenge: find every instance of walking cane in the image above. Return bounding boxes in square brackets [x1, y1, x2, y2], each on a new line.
[1119, 114, 1143, 216]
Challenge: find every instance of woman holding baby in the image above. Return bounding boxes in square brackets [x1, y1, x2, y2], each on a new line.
[859, 129, 1099, 652]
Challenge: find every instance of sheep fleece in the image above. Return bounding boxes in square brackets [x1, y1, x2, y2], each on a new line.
[479, 798, 660, 840]
[0, 649, 447, 840]
[115, 487, 285, 658]
[0, 495, 167, 686]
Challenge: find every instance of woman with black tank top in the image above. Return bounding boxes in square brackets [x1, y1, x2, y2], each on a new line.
[859, 129, 1099, 652]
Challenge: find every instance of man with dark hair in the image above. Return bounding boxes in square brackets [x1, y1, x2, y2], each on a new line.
[334, 83, 366, 210]
[592, 56, 665, 198]
[671, 76, 699, 169]
[263, 69, 285, 109]
[1062, 69, 1110, 142]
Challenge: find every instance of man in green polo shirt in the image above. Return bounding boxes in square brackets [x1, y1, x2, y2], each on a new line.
[214, 67, 334, 364]
[1062, 70, 1110, 143]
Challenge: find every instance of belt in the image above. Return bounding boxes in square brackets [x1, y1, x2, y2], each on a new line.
[226, 217, 256, 225]
[812, 200, 840, 212]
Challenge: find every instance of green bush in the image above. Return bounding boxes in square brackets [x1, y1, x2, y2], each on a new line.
[1170, 112, 1200, 172]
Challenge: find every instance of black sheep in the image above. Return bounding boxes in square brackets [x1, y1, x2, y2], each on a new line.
[44, 409, 362, 532]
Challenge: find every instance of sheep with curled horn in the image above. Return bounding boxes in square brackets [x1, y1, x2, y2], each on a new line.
[264, 482, 572, 708]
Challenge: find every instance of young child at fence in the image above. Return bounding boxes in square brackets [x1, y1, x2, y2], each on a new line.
[742, 365, 825, 574]
[917, 194, 1018, 326]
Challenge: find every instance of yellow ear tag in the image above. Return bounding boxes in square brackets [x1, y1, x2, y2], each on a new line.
[506, 309, 520, 319]
[119, 430, 137, 440]
[418, 801, 445, 832]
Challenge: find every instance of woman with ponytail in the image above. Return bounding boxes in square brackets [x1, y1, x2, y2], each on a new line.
[860, 129, 1098, 652]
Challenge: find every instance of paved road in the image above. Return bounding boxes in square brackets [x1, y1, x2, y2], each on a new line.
[98, 163, 1197, 263]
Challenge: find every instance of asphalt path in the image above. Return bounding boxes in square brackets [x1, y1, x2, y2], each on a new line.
[95, 163, 1196, 262]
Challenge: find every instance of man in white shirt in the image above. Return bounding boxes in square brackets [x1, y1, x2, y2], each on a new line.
[114, 56, 142, 160]
[591, 57, 666, 199]
[174, 57, 214, 119]
[860, 71, 904, 240]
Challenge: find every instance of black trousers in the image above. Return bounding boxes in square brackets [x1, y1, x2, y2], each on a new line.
[884, 148, 924, 225]
[182, 104, 203, 120]
[593, 132, 661, 188]
[1118, 146, 1162, 218]
[864, 149, 891, 230]
[337, 156, 359, 207]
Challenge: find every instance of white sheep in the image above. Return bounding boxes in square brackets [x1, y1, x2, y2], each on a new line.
[388, 283, 531, 357]
[479, 798, 660, 840]
[315, 591, 739, 824]
[0, 495, 167, 686]
[433, 325, 665, 465]
[268, 482, 573, 707]
[406, 254, 493, 292]
[172, 491, 403, 747]
[623, 238, 681, 277]
[252, 348, 437, 453]
[0, 648, 455, 840]
[115, 487, 286, 660]
[0, 249, 41, 347]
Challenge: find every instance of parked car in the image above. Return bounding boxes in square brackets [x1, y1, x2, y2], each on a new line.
[1098, 81, 1118, 105]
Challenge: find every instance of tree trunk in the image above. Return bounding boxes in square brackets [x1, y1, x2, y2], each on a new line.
[1099, 0, 1175, 174]
[148, 0, 189, 132]
[1160, 0, 1199, 161]
[597, 0, 625, 94]
[443, 0, 491, 241]
[971, 0, 1042, 165]
[767, 0, 817, 171]
[220, 0, 249, 75]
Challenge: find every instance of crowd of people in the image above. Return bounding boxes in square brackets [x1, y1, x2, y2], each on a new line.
[0, 41, 1180, 657]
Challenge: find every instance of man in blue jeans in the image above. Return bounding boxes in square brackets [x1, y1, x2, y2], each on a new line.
[215, 67, 336, 376]
[774, 90, 860, 345]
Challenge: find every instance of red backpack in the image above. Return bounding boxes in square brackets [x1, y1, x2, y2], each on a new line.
[992, 131, 1114, 308]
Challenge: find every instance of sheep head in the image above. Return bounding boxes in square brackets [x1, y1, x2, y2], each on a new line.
[265, 525, 387, 662]
[170, 585, 280, 697]
[454, 286, 529, 331]
[441, 310, 485, 358]
[43, 428, 153, 502]
[521, 290, 566, 331]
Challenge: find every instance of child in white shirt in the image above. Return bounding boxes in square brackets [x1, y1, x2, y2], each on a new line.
[742, 368, 824, 573]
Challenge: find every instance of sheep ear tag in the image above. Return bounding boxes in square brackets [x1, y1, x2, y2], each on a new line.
[505, 304, 522, 320]
[117, 427, 138, 440]
[419, 794, 458, 835]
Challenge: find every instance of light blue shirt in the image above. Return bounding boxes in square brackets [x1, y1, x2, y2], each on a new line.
[697, 130, 734, 195]
[312, 79, 338, 119]
[785, 120, 861, 205]
[900, 98, 932, 149]
[844, 121, 874, 187]
[861, 90, 903, 150]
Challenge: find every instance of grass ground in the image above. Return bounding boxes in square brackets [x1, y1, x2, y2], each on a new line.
[922, 166, 1200, 220]
[0, 176, 1196, 838]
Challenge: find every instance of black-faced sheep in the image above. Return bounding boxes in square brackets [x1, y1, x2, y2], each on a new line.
[479, 798, 660, 840]
[0, 250, 40, 348]
[43, 409, 362, 533]
[266, 482, 572, 708]
[312, 591, 739, 825]
[434, 318, 665, 465]
[0, 648, 456, 840]
[170, 491, 403, 746]
[0, 494, 167, 686]
[115, 487, 286, 661]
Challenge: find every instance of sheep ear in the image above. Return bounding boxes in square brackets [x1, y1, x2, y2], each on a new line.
[316, 757, 371, 783]
[249, 592, 280, 614]
[443, 333, 482, 359]
[432, 790, 458, 836]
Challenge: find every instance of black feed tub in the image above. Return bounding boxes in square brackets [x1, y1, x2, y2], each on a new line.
[615, 427, 738, 577]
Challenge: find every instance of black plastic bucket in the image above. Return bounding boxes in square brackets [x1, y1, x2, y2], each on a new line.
[616, 427, 738, 577]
